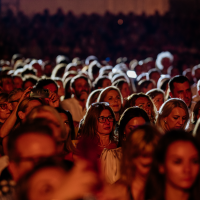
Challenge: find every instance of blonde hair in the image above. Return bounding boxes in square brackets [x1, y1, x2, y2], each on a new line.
[120, 125, 160, 185]
[156, 98, 189, 133]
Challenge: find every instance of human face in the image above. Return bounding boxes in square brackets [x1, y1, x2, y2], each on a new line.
[0, 102, 12, 122]
[3, 78, 14, 94]
[164, 107, 187, 130]
[134, 151, 153, 177]
[97, 109, 113, 136]
[150, 72, 160, 85]
[161, 141, 199, 190]
[120, 83, 131, 99]
[43, 83, 57, 94]
[24, 81, 35, 89]
[142, 83, 155, 94]
[152, 93, 164, 111]
[11, 133, 56, 181]
[74, 78, 90, 101]
[171, 81, 192, 107]
[104, 90, 121, 113]
[13, 77, 23, 89]
[9, 91, 23, 109]
[124, 117, 146, 136]
[102, 79, 111, 88]
[135, 97, 152, 118]
[28, 167, 66, 200]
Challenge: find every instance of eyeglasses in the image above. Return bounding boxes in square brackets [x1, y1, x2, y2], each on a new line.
[0, 103, 9, 110]
[98, 116, 114, 123]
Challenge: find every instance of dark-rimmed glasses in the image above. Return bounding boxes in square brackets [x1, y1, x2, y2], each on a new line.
[98, 116, 114, 123]
[0, 103, 9, 110]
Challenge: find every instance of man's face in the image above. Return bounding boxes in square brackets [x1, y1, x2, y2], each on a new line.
[73, 78, 90, 101]
[9, 133, 56, 181]
[43, 83, 58, 94]
[170, 81, 192, 107]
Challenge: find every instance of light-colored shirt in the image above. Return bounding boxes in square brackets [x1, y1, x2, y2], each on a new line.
[61, 97, 86, 122]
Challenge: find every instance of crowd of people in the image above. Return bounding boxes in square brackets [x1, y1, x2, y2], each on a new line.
[0, 49, 199, 200]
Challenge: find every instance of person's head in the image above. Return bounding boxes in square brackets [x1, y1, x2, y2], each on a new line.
[97, 86, 123, 115]
[169, 75, 192, 107]
[197, 79, 200, 95]
[156, 51, 173, 73]
[23, 76, 38, 89]
[16, 159, 68, 200]
[118, 107, 150, 147]
[112, 79, 131, 99]
[43, 61, 53, 77]
[192, 101, 200, 125]
[55, 107, 76, 152]
[13, 75, 23, 89]
[17, 98, 43, 123]
[81, 102, 116, 142]
[121, 125, 161, 185]
[93, 76, 111, 90]
[0, 93, 12, 123]
[146, 88, 165, 111]
[35, 78, 58, 94]
[137, 80, 155, 94]
[7, 119, 57, 181]
[31, 62, 43, 77]
[63, 77, 72, 99]
[167, 66, 180, 77]
[51, 63, 66, 78]
[126, 93, 157, 123]
[8, 88, 24, 109]
[147, 68, 161, 86]
[146, 130, 200, 200]
[183, 68, 193, 85]
[70, 75, 91, 101]
[27, 105, 67, 153]
[86, 89, 102, 110]
[156, 98, 189, 133]
[0, 75, 14, 94]
[88, 60, 101, 81]
[192, 64, 200, 83]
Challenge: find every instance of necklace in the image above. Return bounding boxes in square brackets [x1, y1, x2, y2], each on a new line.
[98, 140, 111, 148]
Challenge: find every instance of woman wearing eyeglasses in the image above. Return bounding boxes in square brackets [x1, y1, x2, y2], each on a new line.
[80, 102, 117, 157]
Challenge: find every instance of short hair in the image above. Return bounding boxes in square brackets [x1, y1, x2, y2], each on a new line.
[169, 75, 190, 94]
[8, 88, 24, 101]
[118, 107, 150, 147]
[22, 75, 38, 88]
[70, 75, 91, 90]
[156, 98, 189, 133]
[7, 119, 55, 162]
[35, 78, 58, 93]
[147, 68, 161, 80]
[137, 80, 155, 93]
[146, 88, 165, 100]
[93, 76, 110, 90]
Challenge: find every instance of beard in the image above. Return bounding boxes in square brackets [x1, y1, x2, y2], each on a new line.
[75, 90, 89, 101]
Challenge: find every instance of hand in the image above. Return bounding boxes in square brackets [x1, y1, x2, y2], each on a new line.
[45, 90, 59, 107]
[19, 87, 32, 104]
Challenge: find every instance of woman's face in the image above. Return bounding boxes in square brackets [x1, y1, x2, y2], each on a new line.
[135, 97, 152, 118]
[160, 141, 199, 190]
[152, 93, 164, 111]
[134, 151, 153, 177]
[124, 117, 146, 136]
[142, 83, 154, 94]
[164, 107, 187, 130]
[28, 167, 66, 200]
[120, 83, 131, 99]
[97, 109, 113, 136]
[59, 113, 70, 137]
[0, 102, 12, 122]
[104, 90, 121, 113]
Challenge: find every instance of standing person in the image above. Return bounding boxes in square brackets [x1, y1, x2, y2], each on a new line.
[61, 75, 91, 125]
[146, 130, 200, 200]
